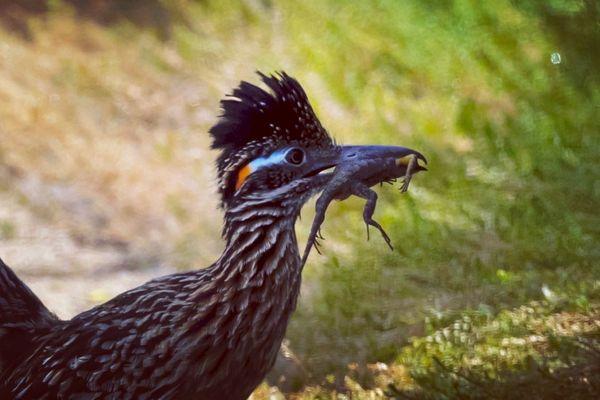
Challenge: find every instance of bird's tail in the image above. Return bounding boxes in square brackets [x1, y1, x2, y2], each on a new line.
[0, 257, 59, 375]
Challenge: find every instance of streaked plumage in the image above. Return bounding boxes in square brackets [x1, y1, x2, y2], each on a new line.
[0, 72, 335, 400]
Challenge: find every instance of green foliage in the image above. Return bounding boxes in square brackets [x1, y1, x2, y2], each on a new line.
[393, 301, 600, 399]
[272, 0, 600, 391]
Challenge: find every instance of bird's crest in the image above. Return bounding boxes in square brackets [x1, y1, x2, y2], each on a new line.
[209, 71, 332, 207]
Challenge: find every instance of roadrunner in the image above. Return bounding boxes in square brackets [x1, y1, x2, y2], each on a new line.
[0, 72, 425, 399]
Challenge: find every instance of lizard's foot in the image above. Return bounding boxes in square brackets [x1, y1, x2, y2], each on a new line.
[313, 237, 323, 255]
[380, 178, 396, 187]
[302, 234, 323, 266]
[364, 217, 393, 250]
[400, 176, 412, 192]
[316, 229, 325, 240]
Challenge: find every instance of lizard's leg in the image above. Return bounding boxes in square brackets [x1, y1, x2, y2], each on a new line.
[400, 154, 417, 193]
[380, 178, 396, 187]
[350, 182, 393, 250]
[301, 193, 334, 266]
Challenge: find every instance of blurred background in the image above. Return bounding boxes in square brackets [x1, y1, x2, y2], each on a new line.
[0, 0, 598, 398]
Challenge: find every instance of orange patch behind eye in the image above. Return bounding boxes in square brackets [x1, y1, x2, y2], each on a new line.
[235, 164, 252, 190]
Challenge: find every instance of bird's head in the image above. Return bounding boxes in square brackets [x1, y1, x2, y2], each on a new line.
[209, 72, 425, 212]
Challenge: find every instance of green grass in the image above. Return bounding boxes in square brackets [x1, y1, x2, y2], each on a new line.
[392, 300, 599, 399]
[269, 0, 599, 396]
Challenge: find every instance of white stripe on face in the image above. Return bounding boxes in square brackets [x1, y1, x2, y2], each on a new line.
[248, 149, 288, 172]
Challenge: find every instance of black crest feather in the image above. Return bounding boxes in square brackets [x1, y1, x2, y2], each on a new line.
[209, 71, 332, 207]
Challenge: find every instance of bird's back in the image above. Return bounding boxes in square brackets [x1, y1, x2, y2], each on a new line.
[0, 258, 60, 378]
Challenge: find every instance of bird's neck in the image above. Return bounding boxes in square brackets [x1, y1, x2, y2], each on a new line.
[182, 199, 302, 390]
[217, 198, 301, 287]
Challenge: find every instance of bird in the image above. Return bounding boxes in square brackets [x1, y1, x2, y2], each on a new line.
[0, 71, 425, 399]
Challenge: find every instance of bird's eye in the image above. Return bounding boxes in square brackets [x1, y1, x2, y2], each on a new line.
[285, 148, 305, 165]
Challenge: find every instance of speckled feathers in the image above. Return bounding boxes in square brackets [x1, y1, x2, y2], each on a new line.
[209, 72, 333, 207]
